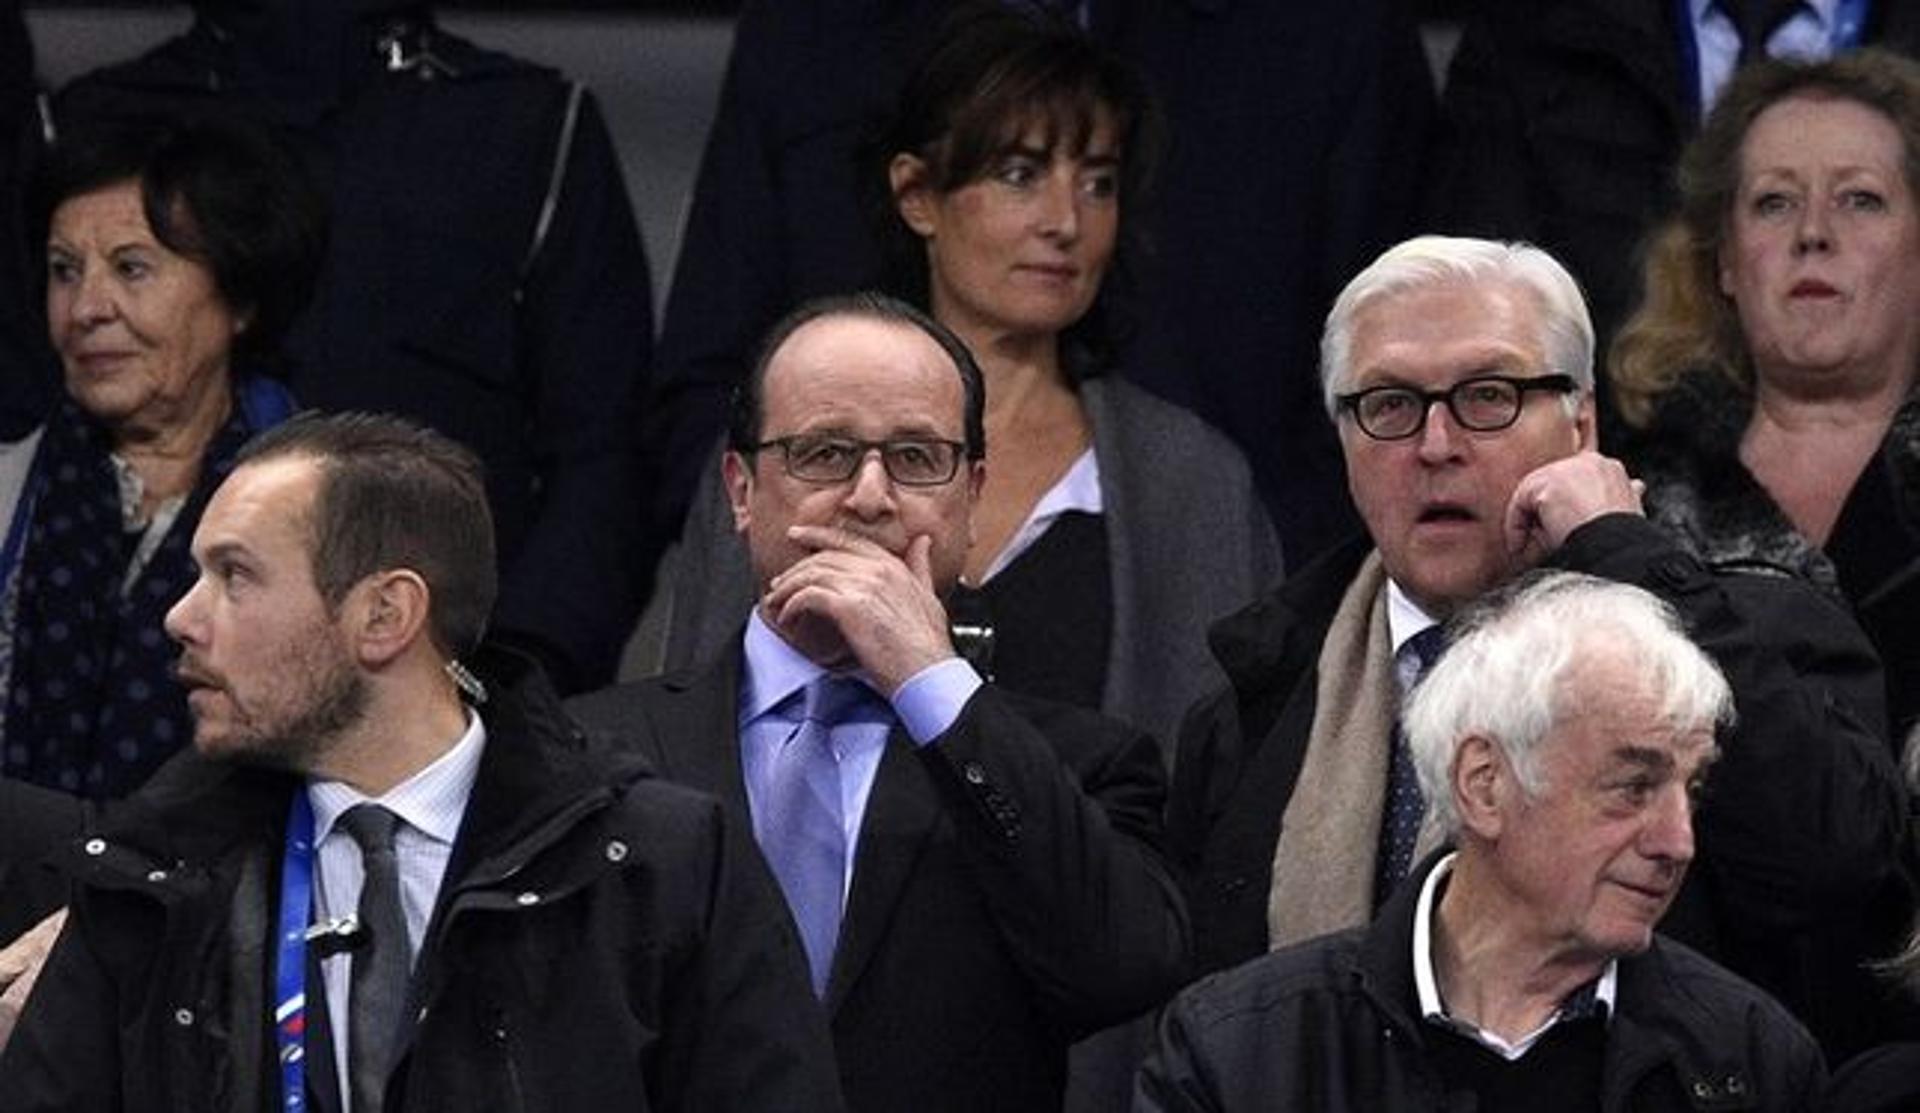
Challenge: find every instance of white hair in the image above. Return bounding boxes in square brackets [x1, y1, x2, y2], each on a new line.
[1403, 571, 1735, 838]
[1319, 235, 1597, 417]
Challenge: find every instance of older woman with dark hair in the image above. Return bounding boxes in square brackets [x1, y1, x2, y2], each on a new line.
[1614, 49, 1920, 749]
[0, 114, 325, 800]
[661, 4, 1280, 759]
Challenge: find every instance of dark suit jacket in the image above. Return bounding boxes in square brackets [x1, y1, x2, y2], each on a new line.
[569, 647, 1190, 1113]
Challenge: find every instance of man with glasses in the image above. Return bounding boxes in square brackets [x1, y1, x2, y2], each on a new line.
[1168, 235, 1905, 1049]
[570, 292, 1188, 1113]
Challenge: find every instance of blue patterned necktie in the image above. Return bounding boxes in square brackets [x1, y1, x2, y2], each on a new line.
[1375, 626, 1448, 907]
[759, 676, 881, 995]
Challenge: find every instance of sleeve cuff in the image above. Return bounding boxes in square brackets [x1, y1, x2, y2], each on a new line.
[890, 657, 984, 746]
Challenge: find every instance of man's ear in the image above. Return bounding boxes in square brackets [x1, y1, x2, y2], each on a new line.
[346, 569, 433, 667]
[1453, 734, 1507, 841]
[722, 450, 754, 535]
[890, 152, 937, 237]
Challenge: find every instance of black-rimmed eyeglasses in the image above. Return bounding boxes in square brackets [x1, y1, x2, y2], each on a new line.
[1335, 374, 1580, 441]
[747, 434, 968, 486]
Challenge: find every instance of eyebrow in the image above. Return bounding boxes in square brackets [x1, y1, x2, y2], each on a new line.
[194, 539, 253, 567]
[1606, 746, 1675, 774]
[793, 422, 956, 441]
[1352, 358, 1534, 389]
[999, 142, 1120, 166]
[1748, 164, 1889, 183]
[1607, 742, 1721, 777]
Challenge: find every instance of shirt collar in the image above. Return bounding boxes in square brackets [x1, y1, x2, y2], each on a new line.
[1385, 578, 1442, 659]
[974, 446, 1101, 584]
[307, 709, 487, 848]
[1412, 852, 1618, 1060]
[739, 608, 829, 727]
[1692, 0, 1835, 30]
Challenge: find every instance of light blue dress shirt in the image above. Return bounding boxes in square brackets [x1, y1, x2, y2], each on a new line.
[737, 609, 983, 901]
[1691, 0, 1843, 110]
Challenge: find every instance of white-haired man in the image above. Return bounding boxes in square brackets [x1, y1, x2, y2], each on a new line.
[1141, 571, 1825, 1112]
[1169, 235, 1907, 1055]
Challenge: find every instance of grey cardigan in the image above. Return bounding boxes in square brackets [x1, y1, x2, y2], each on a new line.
[657, 377, 1283, 763]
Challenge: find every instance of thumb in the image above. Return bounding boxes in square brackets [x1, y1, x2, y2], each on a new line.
[1503, 483, 1542, 558]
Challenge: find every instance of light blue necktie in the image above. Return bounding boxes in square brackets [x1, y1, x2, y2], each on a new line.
[759, 676, 879, 995]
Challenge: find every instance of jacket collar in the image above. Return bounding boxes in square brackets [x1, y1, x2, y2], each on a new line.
[436, 645, 648, 890]
[1353, 847, 1445, 1041]
[1207, 532, 1372, 690]
[1355, 849, 1766, 1105]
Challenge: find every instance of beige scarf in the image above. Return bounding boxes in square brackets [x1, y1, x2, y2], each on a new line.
[1267, 551, 1445, 949]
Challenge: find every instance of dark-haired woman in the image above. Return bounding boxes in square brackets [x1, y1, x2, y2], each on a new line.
[0, 115, 324, 799]
[663, 6, 1279, 758]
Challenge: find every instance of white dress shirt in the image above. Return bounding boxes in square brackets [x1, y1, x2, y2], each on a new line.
[308, 711, 486, 1106]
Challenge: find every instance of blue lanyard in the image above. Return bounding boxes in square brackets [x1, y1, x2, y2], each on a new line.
[273, 794, 317, 1113]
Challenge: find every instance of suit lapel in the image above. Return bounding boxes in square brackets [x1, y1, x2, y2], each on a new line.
[655, 649, 756, 822]
[824, 726, 940, 1015]
[664, 641, 942, 1017]
[1542, 0, 1691, 130]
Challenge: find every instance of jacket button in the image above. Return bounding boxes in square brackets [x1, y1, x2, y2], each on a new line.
[962, 762, 986, 785]
[83, 838, 107, 856]
[1692, 1080, 1716, 1099]
[516, 891, 540, 906]
[1725, 1075, 1746, 1095]
[146, 869, 168, 883]
[605, 840, 629, 863]
[173, 1008, 194, 1027]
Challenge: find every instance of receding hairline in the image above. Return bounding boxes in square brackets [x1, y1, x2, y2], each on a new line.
[763, 311, 970, 403]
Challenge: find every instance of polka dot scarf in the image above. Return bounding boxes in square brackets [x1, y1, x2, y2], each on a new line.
[2, 392, 268, 799]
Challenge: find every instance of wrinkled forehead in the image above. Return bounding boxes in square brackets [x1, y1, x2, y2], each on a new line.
[1547, 650, 1724, 777]
[1346, 279, 1550, 385]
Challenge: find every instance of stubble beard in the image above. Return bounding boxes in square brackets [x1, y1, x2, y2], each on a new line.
[217, 642, 371, 777]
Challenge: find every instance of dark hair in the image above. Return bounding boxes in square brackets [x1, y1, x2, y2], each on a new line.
[39, 113, 328, 369]
[1611, 48, 1920, 426]
[727, 291, 987, 461]
[236, 411, 498, 659]
[866, 2, 1161, 375]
